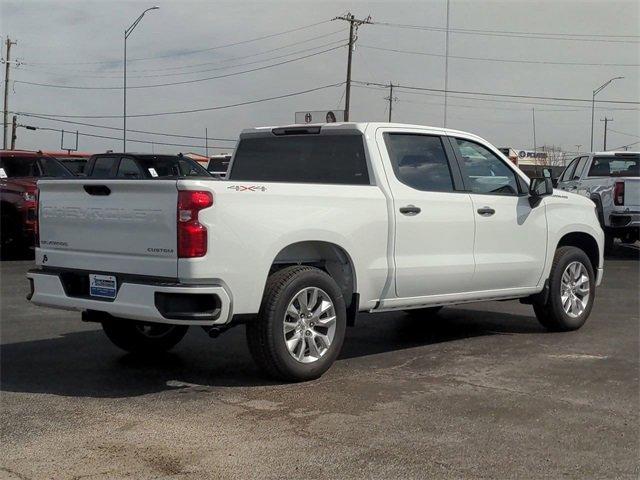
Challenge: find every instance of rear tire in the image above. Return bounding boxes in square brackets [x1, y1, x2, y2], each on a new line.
[533, 246, 595, 332]
[404, 306, 443, 318]
[101, 321, 188, 354]
[246, 266, 347, 382]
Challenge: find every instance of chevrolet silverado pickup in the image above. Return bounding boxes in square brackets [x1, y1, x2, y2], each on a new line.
[28, 123, 604, 381]
[556, 151, 639, 249]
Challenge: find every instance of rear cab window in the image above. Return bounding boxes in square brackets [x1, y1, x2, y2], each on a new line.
[230, 131, 370, 185]
[588, 155, 639, 177]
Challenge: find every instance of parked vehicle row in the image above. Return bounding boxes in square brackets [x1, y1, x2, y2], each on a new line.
[28, 122, 604, 381]
[556, 151, 639, 249]
[0, 150, 73, 252]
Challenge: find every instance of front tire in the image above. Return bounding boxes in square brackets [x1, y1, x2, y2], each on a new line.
[533, 246, 595, 332]
[101, 321, 188, 354]
[246, 266, 347, 382]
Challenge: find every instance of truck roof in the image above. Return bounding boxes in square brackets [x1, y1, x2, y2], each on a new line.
[590, 151, 639, 156]
[240, 122, 487, 142]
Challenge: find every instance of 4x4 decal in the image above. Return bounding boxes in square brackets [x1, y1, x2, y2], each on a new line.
[227, 185, 267, 192]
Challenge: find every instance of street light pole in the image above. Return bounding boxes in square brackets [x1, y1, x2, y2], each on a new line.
[124, 6, 159, 152]
[590, 76, 623, 152]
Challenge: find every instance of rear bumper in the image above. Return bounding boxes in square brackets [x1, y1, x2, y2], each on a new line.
[27, 270, 232, 326]
[607, 212, 640, 229]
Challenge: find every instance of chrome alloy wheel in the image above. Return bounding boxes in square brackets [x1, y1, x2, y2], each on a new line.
[560, 261, 590, 318]
[283, 287, 336, 364]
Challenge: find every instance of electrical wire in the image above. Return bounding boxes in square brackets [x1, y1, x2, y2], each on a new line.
[20, 29, 348, 77]
[372, 21, 640, 43]
[354, 80, 640, 105]
[30, 126, 233, 149]
[19, 39, 346, 80]
[359, 44, 640, 67]
[17, 113, 237, 141]
[15, 44, 346, 90]
[12, 81, 346, 118]
[607, 128, 640, 139]
[26, 19, 334, 65]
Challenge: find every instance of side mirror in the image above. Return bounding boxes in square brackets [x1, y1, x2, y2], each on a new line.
[529, 177, 553, 207]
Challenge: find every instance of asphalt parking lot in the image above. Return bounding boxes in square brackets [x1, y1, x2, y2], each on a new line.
[1, 246, 638, 480]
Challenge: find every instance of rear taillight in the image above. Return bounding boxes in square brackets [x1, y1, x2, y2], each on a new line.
[613, 181, 625, 206]
[177, 190, 213, 258]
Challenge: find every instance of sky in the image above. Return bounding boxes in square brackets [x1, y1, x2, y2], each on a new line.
[1, 0, 639, 156]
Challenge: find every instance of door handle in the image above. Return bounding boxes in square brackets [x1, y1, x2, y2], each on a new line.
[399, 205, 421, 216]
[477, 206, 495, 216]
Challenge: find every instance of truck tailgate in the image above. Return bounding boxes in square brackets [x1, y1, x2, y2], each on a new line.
[622, 178, 640, 208]
[37, 179, 179, 277]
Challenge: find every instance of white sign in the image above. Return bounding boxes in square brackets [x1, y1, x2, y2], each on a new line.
[0, 168, 7, 179]
[148, 167, 159, 177]
[295, 110, 345, 124]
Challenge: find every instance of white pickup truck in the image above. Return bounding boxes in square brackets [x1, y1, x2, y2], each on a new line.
[556, 151, 639, 249]
[28, 123, 604, 381]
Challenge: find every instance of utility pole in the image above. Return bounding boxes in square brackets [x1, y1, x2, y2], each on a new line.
[3, 37, 17, 150]
[10, 114, 16, 149]
[333, 13, 372, 122]
[205, 127, 209, 157]
[532, 108, 537, 154]
[443, 0, 451, 127]
[575, 144, 582, 154]
[384, 82, 397, 122]
[600, 117, 613, 151]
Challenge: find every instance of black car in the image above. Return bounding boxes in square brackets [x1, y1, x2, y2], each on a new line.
[85, 153, 210, 179]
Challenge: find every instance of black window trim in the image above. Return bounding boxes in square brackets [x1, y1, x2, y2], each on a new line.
[448, 136, 527, 197]
[382, 132, 465, 193]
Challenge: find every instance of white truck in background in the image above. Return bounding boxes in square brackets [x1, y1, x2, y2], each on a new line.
[28, 123, 604, 381]
[556, 151, 639, 249]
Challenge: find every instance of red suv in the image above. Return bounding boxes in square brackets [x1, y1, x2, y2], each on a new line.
[0, 150, 72, 253]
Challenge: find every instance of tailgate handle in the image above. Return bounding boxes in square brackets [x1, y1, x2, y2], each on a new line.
[83, 185, 111, 196]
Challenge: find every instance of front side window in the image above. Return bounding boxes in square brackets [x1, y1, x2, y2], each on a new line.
[572, 156, 589, 180]
[560, 158, 579, 182]
[454, 138, 519, 195]
[588, 155, 639, 177]
[117, 157, 142, 179]
[91, 157, 116, 177]
[230, 134, 370, 185]
[384, 133, 454, 192]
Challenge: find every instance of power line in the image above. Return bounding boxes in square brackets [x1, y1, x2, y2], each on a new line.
[27, 125, 233, 149]
[16, 113, 237, 141]
[354, 80, 640, 105]
[26, 19, 334, 66]
[21, 29, 348, 77]
[13, 81, 345, 118]
[371, 21, 640, 43]
[608, 128, 640, 139]
[385, 86, 640, 111]
[359, 44, 640, 67]
[611, 140, 640, 150]
[15, 44, 346, 90]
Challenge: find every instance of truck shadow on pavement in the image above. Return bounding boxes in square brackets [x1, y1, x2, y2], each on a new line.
[0, 307, 545, 399]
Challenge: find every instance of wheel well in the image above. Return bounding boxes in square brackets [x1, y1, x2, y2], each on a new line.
[271, 241, 356, 308]
[557, 232, 599, 272]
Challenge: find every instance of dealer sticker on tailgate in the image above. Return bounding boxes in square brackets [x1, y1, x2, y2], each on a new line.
[89, 274, 117, 299]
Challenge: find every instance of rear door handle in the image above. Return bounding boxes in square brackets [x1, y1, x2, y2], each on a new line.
[477, 207, 495, 216]
[399, 205, 421, 216]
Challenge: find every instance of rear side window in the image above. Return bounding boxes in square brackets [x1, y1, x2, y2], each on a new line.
[117, 157, 142, 179]
[230, 134, 370, 185]
[384, 133, 454, 192]
[91, 157, 116, 177]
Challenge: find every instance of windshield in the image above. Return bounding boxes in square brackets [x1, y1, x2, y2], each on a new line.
[136, 156, 210, 177]
[0, 155, 72, 178]
[588, 155, 639, 177]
